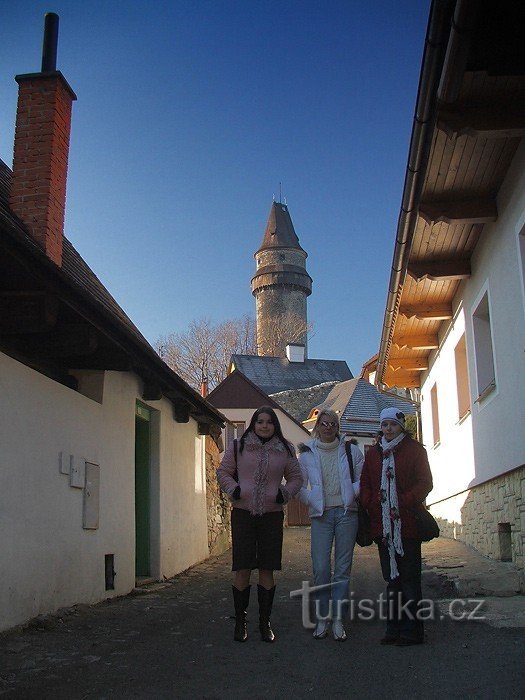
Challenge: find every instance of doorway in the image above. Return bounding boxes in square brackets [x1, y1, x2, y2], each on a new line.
[135, 402, 151, 579]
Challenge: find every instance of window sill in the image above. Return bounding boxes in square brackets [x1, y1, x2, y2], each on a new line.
[457, 409, 471, 425]
[475, 381, 496, 404]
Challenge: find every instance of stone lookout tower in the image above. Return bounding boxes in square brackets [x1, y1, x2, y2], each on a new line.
[251, 201, 312, 357]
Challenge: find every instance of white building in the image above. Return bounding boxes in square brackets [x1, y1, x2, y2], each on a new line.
[0, 18, 225, 632]
[376, 0, 525, 585]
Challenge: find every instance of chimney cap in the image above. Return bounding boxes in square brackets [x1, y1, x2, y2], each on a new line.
[41, 12, 59, 73]
[286, 344, 305, 363]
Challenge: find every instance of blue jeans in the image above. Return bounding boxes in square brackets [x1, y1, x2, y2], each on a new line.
[310, 507, 358, 620]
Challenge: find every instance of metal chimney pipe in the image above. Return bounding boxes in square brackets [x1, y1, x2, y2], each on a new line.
[41, 12, 59, 72]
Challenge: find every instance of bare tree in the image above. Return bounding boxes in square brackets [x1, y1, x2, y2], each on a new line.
[156, 315, 257, 391]
[156, 312, 314, 390]
[257, 312, 312, 357]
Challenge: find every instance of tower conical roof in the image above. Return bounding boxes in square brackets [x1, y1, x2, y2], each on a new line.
[257, 202, 306, 253]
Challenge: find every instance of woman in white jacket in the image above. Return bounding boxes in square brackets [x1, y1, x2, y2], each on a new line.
[298, 409, 363, 641]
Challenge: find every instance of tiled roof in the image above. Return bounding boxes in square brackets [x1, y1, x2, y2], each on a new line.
[0, 158, 148, 348]
[0, 158, 223, 425]
[230, 354, 353, 395]
[61, 238, 151, 347]
[311, 378, 417, 435]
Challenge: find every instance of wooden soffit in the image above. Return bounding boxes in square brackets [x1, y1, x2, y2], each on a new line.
[379, 4, 525, 391]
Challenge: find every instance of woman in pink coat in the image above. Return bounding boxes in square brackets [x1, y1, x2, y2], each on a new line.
[217, 406, 302, 643]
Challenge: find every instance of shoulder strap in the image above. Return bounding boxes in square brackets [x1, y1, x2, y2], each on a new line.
[344, 441, 355, 482]
[233, 439, 239, 482]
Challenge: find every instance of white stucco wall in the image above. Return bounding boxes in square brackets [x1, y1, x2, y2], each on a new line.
[420, 308, 475, 509]
[422, 140, 525, 507]
[0, 353, 211, 632]
[0, 354, 134, 631]
[462, 140, 525, 483]
[154, 408, 209, 576]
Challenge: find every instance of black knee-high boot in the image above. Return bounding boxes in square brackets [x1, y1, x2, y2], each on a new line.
[232, 585, 250, 642]
[257, 584, 276, 643]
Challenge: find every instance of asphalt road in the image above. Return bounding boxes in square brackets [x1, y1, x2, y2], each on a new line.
[1, 528, 524, 699]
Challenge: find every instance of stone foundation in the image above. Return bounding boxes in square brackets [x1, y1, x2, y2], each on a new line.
[429, 465, 525, 591]
[205, 436, 231, 556]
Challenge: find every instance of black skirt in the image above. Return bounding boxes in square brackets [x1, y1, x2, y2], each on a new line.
[231, 508, 284, 571]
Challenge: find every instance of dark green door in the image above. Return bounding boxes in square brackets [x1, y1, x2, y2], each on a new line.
[135, 403, 151, 577]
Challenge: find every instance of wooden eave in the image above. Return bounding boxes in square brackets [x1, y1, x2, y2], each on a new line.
[377, 0, 525, 390]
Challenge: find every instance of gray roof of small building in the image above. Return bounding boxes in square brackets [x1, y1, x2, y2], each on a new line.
[230, 354, 353, 396]
[311, 378, 417, 435]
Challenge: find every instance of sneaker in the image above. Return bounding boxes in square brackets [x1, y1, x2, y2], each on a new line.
[312, 620, 330, 639]
[332, 620, 347, 641]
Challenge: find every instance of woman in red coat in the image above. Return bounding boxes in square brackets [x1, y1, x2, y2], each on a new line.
[360, 407, 433, 646]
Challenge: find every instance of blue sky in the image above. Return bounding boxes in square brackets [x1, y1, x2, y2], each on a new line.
[1, 0, 430, 376]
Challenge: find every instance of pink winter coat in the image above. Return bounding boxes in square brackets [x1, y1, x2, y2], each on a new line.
[217, 432, 302, 515]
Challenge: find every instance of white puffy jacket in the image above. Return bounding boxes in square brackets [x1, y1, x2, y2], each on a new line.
[297, 438, 364, 518]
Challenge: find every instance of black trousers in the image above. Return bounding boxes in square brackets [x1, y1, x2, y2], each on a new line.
[377, 538, 424, 642]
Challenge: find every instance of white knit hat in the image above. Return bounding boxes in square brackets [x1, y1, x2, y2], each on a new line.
[379, 407, 406, 428]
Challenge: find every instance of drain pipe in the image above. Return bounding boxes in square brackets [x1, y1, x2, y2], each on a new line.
[376, 0, 457, 386]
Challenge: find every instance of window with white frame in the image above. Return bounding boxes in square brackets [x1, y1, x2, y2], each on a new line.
[472, 291, 496, 401]
[430, 383, 440, 446]
[454, 334, 471, 420]
[225, 421, 245, 450]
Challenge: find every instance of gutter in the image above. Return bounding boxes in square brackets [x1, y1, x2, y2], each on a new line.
[376, 0, 459, 385]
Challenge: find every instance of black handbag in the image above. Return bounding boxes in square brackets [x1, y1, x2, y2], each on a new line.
[345, 442, 373, 547]
[414, 506, 440, 541]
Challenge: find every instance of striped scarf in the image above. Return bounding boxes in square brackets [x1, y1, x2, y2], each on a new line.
[380, 432, 406, 579]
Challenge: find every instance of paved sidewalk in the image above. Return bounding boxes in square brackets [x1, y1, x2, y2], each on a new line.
[421, 536, 525, 628]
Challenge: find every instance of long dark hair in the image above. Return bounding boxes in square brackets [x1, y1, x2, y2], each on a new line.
[240, 406, 294, 457]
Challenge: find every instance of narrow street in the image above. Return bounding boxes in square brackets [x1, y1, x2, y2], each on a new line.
[1, 528, 524, 699]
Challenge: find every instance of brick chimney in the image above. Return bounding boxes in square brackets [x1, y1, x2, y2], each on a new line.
[9, 13, 76, 266]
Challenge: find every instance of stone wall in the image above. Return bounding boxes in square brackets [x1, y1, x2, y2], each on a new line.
[430, 465, 525, 591]
[255, 286, 308, 357]
[205, 434, 231, 556]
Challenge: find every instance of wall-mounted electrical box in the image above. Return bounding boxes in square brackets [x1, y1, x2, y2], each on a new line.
[83, 462, 100, 529]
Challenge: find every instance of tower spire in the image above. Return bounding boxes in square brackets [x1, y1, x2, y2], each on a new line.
[251, 202, 312, 357]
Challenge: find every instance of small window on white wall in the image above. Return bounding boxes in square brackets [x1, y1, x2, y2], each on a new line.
[225, 421, 245, 450]
[430, 383, 440, 446]
[454, 334, 471, 420]
[472, 291, 496, 401]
